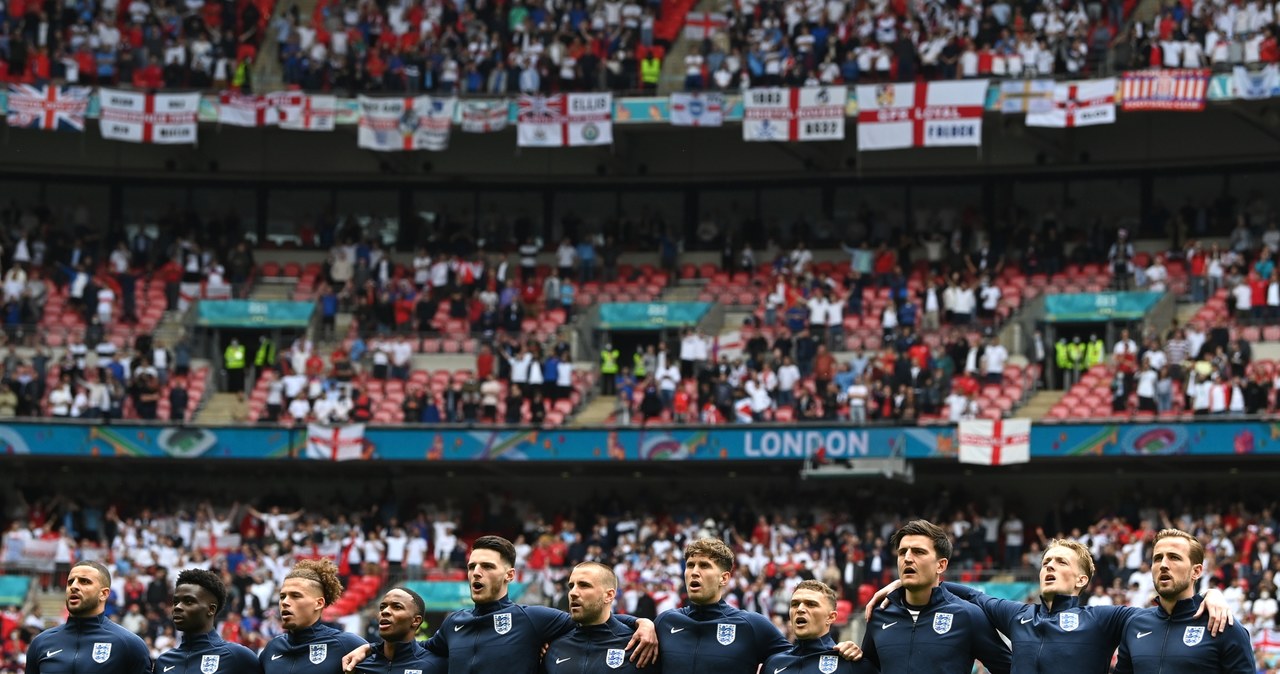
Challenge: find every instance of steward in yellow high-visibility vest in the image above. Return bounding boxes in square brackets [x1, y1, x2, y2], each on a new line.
[640, 55, 661, 91]
[225, 339, 247, 392]
[600, 345, 620, 395]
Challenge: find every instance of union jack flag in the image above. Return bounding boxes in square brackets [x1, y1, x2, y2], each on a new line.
[517, 94, 566, 147]
[6, 85, 91, 132]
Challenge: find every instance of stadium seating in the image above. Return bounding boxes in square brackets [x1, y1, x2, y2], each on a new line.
[0, 0, 275, 88]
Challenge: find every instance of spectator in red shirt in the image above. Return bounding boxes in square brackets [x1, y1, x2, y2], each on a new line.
[1186, 240, 1207, 302]
[134, 56, 164, 89]
[305, 351, 325, 377]
[873, 245, 897, 286]
[1250, 272, 1268, 322]
[476, 345, 495, 380]
[1262, 26, 1280, 63]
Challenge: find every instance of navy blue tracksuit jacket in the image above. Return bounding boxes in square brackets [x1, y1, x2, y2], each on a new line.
[156, 631, 261, 674]
[1113, 594, 1253, 674]
[861, 585, 1011, 674]
[27, 614, 153, 674]
[654, 599, 791, 674]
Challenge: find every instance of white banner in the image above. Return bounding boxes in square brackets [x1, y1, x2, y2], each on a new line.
[218, 91, 304, 127]
[958, 418, 1031, 466]
[279, 94, 337, 131]
[855, 80, 987, 151]
[566, 92, 612, 146]
[1026, 78, 1116, 128]
[1233, 65, 1280, 100]
[518, 94, 565, 147]
[357, 96, 456, 151]
[2, 538, 57, 571]
[305, 423, 366, 461]
[99, 89, 199, 144]
[742, 86, 846, 142]
[461, 100, 508, 133]
[670, 92, 725, 127]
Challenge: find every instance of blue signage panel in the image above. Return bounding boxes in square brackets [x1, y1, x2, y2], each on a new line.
[0, 421, 1276, 461]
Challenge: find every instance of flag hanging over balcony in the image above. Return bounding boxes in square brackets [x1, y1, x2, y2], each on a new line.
[958, 418, 1031, 466]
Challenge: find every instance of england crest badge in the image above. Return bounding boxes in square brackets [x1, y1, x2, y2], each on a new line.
[405, 670, 422, 674]
[818, 655, 839, 673]
[310, 644, 327, 664]
[494, 613, 513, 635]
[716, 623, 736, 645]
[933, 612, 954, 635]
[92, 643, 112, 663]
[200, 655, 220, 673]
[1183, 626, 1204, 646]
[1060, 613, 1079, 632]
[606, 648, 626, 669]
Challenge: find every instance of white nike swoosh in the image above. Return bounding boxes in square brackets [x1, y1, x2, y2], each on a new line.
[670, 627, 685, 633]
[455, 624, 464, 631]
[1136, 631, 1152, 639]
[272, 654, 285, 660]
[881, 621, 897, 630]
[1020, 617, 1033, 624]
[164, 667, 176, 672]
[555, 657, 571, 664]
[775, 668, 788, 674]
[45, 650, 62, 659]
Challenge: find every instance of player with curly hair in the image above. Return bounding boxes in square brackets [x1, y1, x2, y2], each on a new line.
[260, 559, 366, 673]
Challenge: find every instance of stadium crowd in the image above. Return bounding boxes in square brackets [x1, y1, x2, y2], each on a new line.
[5, 0, 1280, 95]
[0, 187, 1277, 425]
[6, 484, 1280, 670]
[0, 0, 273, 89]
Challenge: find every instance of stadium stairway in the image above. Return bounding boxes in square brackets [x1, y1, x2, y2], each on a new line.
[35, 588, 64, 628]
[655, 0, 720, 95]
[250, 1, 294, 91]
[248, 280, 296, 302]
[569, 397, 617, 426]
[1018, 390, 1064, 421]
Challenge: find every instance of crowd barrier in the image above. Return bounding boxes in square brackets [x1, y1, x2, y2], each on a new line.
[0, 419, 1275, 461]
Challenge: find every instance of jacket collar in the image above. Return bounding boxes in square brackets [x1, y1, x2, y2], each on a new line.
[179, 631, 223, 649]
[1156, 594, 1202, 621]
[473, 596, 515, 616]
[286, 622, 330, 645]
[793, 634, 837, 655]
[689, 599, 733, 619]
[65, 614, 110, 630]
[1041, 594, 1081, 614]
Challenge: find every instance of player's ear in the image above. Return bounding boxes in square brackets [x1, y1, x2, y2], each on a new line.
[936, 557, 949, 574]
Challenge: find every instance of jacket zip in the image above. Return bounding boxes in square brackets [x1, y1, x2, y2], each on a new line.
[1157, 620, 1171, 674]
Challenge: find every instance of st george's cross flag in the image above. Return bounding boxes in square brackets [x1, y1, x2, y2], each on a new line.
[958, 418, 1031, 465]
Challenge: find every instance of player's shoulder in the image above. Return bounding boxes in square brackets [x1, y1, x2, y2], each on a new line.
[737, 606, 776, 628]
[335, 629, 367, 648]
[103, 617, 149, 646]
[28, 625, 59, 646]
[655, 607, 689, 626]
[261, 632, 290, 652]
[225, 640, 261, 660]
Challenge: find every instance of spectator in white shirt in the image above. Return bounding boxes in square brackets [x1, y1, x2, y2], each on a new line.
[777, 356, 801, 407]
[657, 362, 681, 411]
[556, 238, 577, 280]
[952, 281, 976, 324]
[1145, 256, 1169, 292]
[847, 375, 870, 424]
[1136, 366, 1158, 412]
[982, 335, 1009, 384]
[1233, 278, 1253, 321]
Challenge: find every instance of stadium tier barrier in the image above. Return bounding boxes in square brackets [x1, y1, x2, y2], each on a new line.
[0, 418, 1274, 460]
